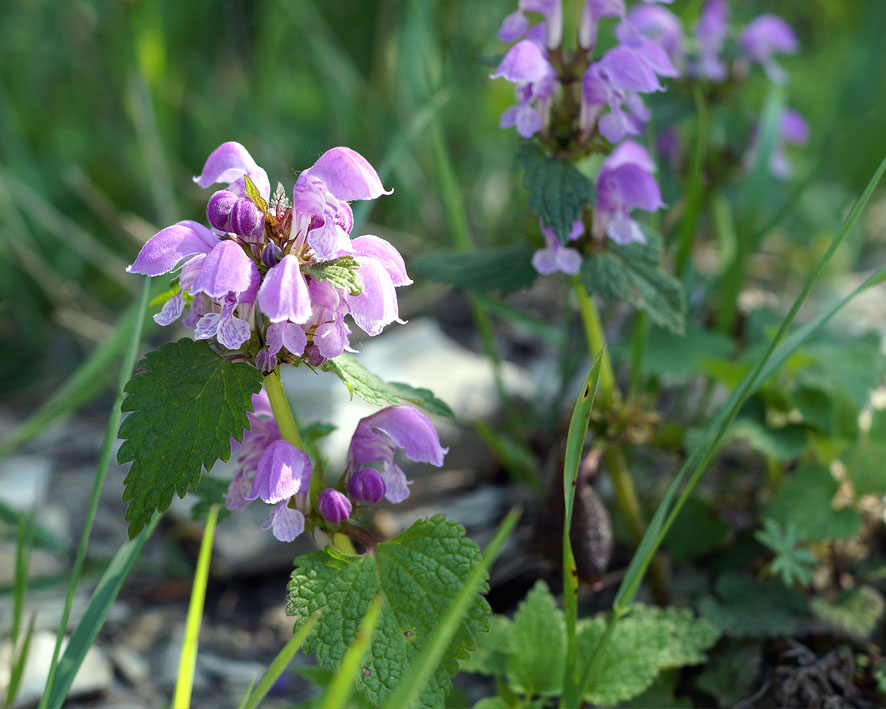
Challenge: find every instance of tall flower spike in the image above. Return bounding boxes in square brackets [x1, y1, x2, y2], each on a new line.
[346, 406, 448, 504]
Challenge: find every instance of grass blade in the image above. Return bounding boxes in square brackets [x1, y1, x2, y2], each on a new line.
[173, 504, 220, 709]
[380, 506, 522, 709]
[241, 613, 320, 709]
[11, 510, 35, 657]
[320, 597, 384, 709]
[560, 354, 604, 708]
[614, 153, 886, 613]
[44, 515, 160, 709]
[5, 612, 36, 708]
[39, 275, 153, 708]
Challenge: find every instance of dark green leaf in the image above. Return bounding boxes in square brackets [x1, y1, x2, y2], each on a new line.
[730, 418, 809, 461]
[412, 246, 538, 294]
[765, 464, 860, 541]
[324, 354, 454, 417]
[304, 255, 363, 297]
[755, 520, 816, 586]
[286, 515, 489, 708]
[517, 142, 595, 244]
[664, 498, 730, 561]
[117, 339, 263, 538]
[580, 232, 685, 334]
[695, 641, 762, 707]
[810, 586, 885, 639]
[190, 475, 233, 523]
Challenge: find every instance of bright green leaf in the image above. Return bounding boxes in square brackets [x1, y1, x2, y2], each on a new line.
[304, 255, 363, 297]
[324, 354, 454, 417]
[461, 615, 512, 676]
[765, 464, 860, 541]
[580, 232, 685, 334]
[412, 246, 538, 295]
[286, 515, 489, 707]
[117, 339, 263, 538]
[517, 143, 595, 244]
[507, 581, 566, 697]
[579, 606, 718, 705]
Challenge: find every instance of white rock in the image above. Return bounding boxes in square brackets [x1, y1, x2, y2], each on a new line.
[0, 456, 51, 510]
[0, 631, 112, 707]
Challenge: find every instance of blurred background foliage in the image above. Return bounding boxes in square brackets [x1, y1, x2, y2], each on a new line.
[0, 0, 884, 400]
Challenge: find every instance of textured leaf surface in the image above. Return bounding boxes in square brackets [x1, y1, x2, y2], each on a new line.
[286, 515, 489, 707]
[413, 246, 538, 294]
[811, 586, 885, 638]
[580, 232, 685, 334]
[517, 143, 595, 244]
[460, 615, 512, 676]
[324, 354, 454, 417]
[507, 581, 565, 697]
[117, 339, 262, 537]
[578, 605, 718, 705]
[765, 464, 860, 541]
[695, 641, 762, 707]
[304, 255, 363, 296]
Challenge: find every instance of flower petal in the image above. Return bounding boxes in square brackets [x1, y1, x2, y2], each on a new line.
[192, 240, 260, 299]
[303, 146, 392, 201]
[351, 235, 412, 287]
[193, 141, 270, 200]
[258, 255, 312, 324]
[248, 440, 311, 504]
[127, 221, 217, 276]
[490, 39, 550, 83]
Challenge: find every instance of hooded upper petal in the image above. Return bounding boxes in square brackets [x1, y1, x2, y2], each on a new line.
[193, 141, 270, 201]
[247, 440, 311, 504]
[127, 221, 218, 276]
[192, 240, 260, 299]
[302, 147, 392, 201]
[351, 235, 412, 287]
[490, 40, 551, 83]
[350, 406, 448, 468]
[258, 254, 312, 324]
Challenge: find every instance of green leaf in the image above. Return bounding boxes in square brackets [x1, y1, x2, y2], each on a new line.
[755, 519, 817, 586]
[412, 246, 538, 294]
[765, 464, 860, 542]
[729, 417, 809, 461]
[578, 606, 718, 705]
[189, 475, 234, 524]
[663, 498, 730, 561]
[695, 641, 762, 708]
[461, 615, 512, 676]
[580, 232, 686, 334]
[324, 354, 454, 417]
[117, 339, 263, 538]
[506, 581, 566, 697]
[286, 515, 490, 708]
[810, 586, 885, 639]
[243, 174, 271, 218]
[517, 142, 595, 244]
[627, 323, 732, 377]
[304, 255, 363, 297]
[699, 572, 809, 638]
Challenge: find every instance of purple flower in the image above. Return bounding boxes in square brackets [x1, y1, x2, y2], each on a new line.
[691, 0, 729, 81]
[207, 191, 239, 232]
[492, 40, 556, 138]
[579, 0, 625, 51]
[194, 293, 252, 350]
[258, 254, 312, 324]
[191, 240, 260, 300]
[247, 439, 312, 505]
[266, 321, 307, 358]
[745, 107, 809, 180]
[127, 220, 218, 277]
[740, 14, 798, 83]
[346, 406, 447, 504]
[616, 5, 684, 78]
[227, 391, 280, 511]
[345, 235, 411, 336]
[347, 468, 386, 504]
[194, 141, 271, 202]
[531, 219, 583, 275]
[317, 489, 352, 525]
[260, 501, 305, 543]
[593, 141, 663, 245]
[498, 0, 563, 50]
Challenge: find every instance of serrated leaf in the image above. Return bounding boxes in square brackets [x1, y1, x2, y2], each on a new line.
[765, 464, 860, 542]
[507, 581, 566, 697]
[461, 615, 512, 676]
[578, 606, 718, 705]
[580, 232, 685, 334]
[286, 515, 490, 707]
[699, 571, 810, 638]
[304, 256, 363, 297]
[324, 354, 454, 417]
[810, 586, 885, 639]
[517, 143, 595, 244]
[117, 339, 263, 537]
[413, 246, 538, 294]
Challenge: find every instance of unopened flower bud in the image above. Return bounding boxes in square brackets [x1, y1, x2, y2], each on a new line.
[230, 197, 265, 239]
[207, 190, 238, 232]
[255, 348, 277, 374]
[302, 344, 327, 367]
[261, 242, 284, 268]
[347, 468, 386, 504]
[317, 488, 351, 525]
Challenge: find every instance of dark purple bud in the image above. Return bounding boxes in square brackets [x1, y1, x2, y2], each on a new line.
[302, 344, 327, 367]
[230, 197, 265, 239]
[318, 488, 352, 525]
[347, 468, 386, 504]
[261, 243, 284, 268]
[255, 347, 277, 374]
[207, 190, 238, 232]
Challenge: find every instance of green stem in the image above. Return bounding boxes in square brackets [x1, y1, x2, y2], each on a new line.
[263, 369, 304, 450]
[173, 504, 219, 709]
[628, 312, 648, 403]
[573, 279, 616, 406]
[40, 276, 152, 709]
[674, 86, 708, 280]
